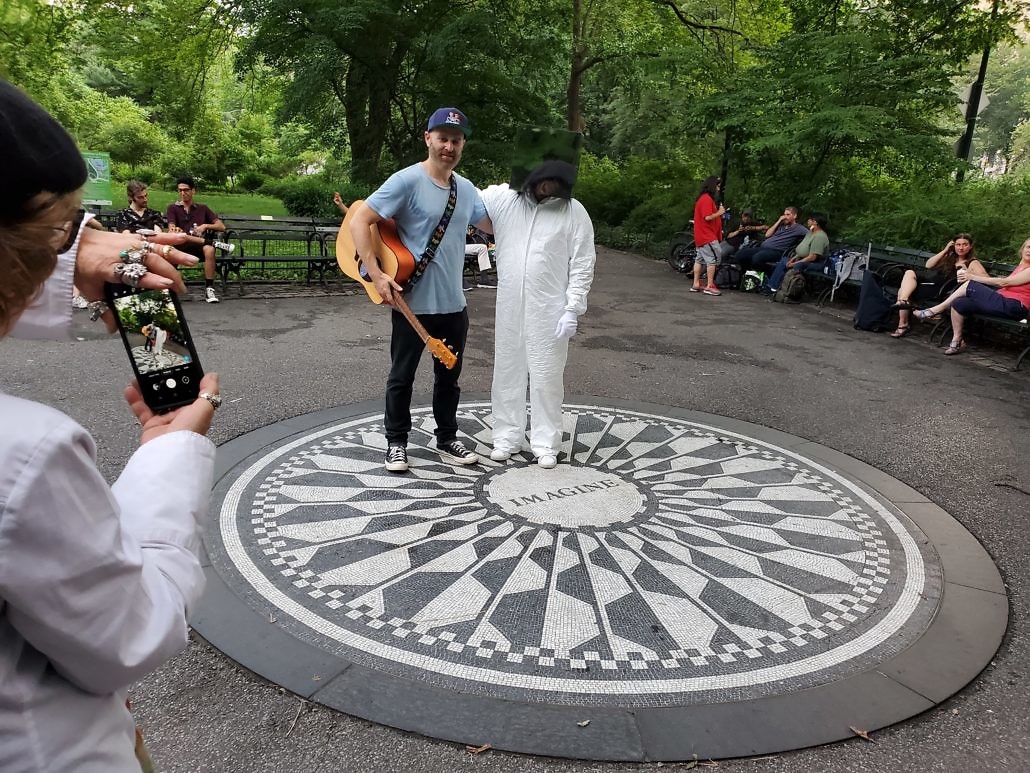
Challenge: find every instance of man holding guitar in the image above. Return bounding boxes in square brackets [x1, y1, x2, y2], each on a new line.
[347, 107, 489, 473]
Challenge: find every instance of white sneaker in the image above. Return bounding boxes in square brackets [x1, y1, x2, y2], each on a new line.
[205, 287, 220, 303]
[212, 240, 235, 254]
[537, 455, 557, 469]
[489, 448, 511, 461]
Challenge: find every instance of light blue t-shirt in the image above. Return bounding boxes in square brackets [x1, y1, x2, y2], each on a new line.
[365, 163, 487, 315]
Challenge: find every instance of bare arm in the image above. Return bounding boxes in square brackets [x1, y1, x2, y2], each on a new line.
[925, 241, 953, 270]
[474, 216, 493, 233]
[965, 259, 989, 278]
[764, 217, 783, 238]
[971, 266, 1030, 288]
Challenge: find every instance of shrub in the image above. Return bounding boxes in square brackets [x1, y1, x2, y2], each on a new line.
[238, 171, 266, 193]
[273, 176, 374, 218]
[842, 177, 1030, 259]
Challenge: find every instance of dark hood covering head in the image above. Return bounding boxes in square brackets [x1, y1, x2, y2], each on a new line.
[0, 80, 86, 220]
[522, 160, 577, 200]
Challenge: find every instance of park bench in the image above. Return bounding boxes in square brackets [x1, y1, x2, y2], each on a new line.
[216, 215, 342, 295]
[919, 258, 1030, 371]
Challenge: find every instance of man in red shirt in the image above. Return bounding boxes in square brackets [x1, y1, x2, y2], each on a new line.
[691, 176, 725, 296]
[165, 176, 227, 303]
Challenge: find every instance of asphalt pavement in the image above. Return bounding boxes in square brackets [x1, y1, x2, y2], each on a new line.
[1, 247, 1027, 772]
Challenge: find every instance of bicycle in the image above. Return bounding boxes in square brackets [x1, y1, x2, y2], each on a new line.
[667, 221, 696, 274]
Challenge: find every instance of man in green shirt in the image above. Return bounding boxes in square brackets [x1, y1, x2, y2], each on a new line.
[766, 213, 830, 292]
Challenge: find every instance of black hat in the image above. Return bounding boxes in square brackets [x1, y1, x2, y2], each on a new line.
[0, 80, 86, 218]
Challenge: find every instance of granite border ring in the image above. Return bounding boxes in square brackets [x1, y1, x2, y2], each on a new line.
[193, 395, 1008, 762]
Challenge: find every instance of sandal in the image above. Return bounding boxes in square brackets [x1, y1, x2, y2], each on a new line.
[890, 325, 910, 338]
[944, 339, 966, 356]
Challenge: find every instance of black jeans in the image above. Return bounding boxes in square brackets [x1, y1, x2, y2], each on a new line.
[736, 246, 787, 273]
[385, 308, 468, 446]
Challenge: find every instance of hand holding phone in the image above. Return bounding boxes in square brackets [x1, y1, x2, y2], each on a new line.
[105, 283, 204, 413]
[126, 372, 220, 443]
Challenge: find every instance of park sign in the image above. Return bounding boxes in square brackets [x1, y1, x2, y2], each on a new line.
[81, 151, 113, 206]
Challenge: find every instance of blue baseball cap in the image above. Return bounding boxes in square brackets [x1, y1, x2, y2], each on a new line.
[427, 107, 471, 137]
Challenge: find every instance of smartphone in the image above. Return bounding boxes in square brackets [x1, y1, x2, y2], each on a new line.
[105, 284, 204, 412]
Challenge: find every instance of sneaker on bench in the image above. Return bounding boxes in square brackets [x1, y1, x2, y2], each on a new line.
[212, 240, 235, 254]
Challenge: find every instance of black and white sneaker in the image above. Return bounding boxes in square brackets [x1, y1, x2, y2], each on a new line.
[385, 444, 408, 472]
[212, 240, 235, 254]
[437, 439, 479, 465]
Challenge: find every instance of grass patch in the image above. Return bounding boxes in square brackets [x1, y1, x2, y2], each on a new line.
[117, 186, 289, 217]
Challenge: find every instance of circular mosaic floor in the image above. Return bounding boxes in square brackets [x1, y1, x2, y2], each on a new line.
[196, 397, 1007, 761]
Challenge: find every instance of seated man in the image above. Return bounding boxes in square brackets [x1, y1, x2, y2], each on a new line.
[165, 176, 231, 303]
[719, 208, 766, 262]
[734, 206, 808, 276]
[115, 180, 167, 234]
[464, 224, 496, 289]
[766, 212, 831, 291]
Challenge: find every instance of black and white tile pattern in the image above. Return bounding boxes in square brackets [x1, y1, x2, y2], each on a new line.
[211, 402, 942, 708]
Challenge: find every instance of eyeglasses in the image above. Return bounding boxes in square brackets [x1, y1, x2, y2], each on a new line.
[177, 187, 192, 193]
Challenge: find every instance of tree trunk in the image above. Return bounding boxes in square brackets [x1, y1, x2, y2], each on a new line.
[567, 59, 585, 132]
[567, 0, 586, 132]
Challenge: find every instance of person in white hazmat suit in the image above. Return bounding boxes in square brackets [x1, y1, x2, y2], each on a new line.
[480, 160, 596, 469]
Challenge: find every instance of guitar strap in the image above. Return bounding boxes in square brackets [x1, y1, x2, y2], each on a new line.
[405, 174, 458, 292]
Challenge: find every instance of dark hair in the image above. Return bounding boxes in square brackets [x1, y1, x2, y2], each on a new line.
[698, 176, 720, 199]
[176, 176, 196, 190]
[809, 212, 829, 231]
[939, 233, 977, 275]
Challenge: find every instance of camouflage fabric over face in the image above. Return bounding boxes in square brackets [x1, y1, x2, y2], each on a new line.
[509, 127, 583, 192]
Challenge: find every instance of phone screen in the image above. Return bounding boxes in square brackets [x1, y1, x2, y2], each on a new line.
[107, 286, 203, 412]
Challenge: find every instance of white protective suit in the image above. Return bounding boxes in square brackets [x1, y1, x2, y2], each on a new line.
[481, 185, 596, 457]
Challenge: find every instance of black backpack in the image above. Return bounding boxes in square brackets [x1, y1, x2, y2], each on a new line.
[772, 269, 806, 303]
[853, 270, 893, 331]
[714, 262, 742, 291]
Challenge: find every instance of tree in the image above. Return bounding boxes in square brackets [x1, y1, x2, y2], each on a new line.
[235, 0, 558, 183]
[96, 99, 168, 172]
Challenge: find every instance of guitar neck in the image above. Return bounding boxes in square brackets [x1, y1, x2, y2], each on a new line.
[391, 294, 432, 344]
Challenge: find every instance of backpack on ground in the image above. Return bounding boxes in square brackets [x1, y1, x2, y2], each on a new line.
[853, 270, 893, 331]
[773, 269, 806, 303]
[742, 270, 765, 292]
[714, 262, 742, 291]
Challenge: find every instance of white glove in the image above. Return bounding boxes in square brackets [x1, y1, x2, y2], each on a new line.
[555, 310, 578, 339]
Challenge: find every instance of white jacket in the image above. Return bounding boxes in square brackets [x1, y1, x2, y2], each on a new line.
[0, 219, 215, 771]
[482, 185, 596, 456]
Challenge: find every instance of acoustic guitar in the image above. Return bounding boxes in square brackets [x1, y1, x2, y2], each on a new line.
[336, 201, 458, 369]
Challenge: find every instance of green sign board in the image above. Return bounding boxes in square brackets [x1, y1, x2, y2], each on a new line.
[81, 151, 113, 205]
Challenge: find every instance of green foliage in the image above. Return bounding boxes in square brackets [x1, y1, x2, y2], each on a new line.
[265, 177, 373, 219]
[94, 98, 168, 170]
[841, 177, 1030, 259]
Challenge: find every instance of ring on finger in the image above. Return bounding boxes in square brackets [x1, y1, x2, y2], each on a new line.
[200, 392, 222, 409]
[161, 244, 172, 258]
[119, 246, 147, 265]
[86, 299, 110, 322]
[114, 262, 149, 288]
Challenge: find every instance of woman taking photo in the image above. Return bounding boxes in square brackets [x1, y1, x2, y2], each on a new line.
[0, 80, 221, 771]
[889, 233, 986, 338]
